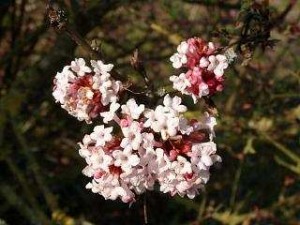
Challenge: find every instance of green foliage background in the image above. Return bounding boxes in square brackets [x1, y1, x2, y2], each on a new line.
[0, 0, 299, 224]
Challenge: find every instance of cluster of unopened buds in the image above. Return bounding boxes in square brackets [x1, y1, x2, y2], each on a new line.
[52, 37, 235, 203]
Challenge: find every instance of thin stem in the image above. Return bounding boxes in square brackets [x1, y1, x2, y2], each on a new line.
[271, 93, 300, 99]
[46, 0, 128, 82]
[65, 27, 102, 59]
[131, 49, 155, 98]
[5, 157, 51, 224]
[260, 132, 300, 164]
[143, 193, 148, 225]
[274, 156, 300, 175]
[203, 96, 218, 116]
[124, 87, 147, 95]
[11, 120, 58, 212]
[0, 184, 38, 224]
[197, 194, 207, 221]
[46, 0, 101, 59]
[182, 0, 241, 10]
[230, 161, 243, 209]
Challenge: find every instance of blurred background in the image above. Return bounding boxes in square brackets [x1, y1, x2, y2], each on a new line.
[0, 0, 299, 224]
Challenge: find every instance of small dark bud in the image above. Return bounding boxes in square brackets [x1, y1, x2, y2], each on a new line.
[131, 49, 145, 72]
[47, 3, 68, 32]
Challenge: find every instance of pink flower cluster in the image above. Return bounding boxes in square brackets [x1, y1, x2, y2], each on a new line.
[170, 38, 233, 102]
[52, 58, 122, 123]
[78, 95, 221, 203]
[52, 38, 227, 203]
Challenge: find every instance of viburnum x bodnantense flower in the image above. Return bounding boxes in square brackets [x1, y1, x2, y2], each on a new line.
[52, 37, 235, 203]
[170, 37, 235, 102]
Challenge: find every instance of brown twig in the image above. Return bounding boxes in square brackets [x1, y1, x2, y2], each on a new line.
[65, 28, 103, 59]
[130, 49, 156, 100]
[46, 1, 102, 59]
[46, 0, 147, 87]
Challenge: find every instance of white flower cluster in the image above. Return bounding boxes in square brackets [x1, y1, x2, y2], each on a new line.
[199, 54, 228, 78]
[170, 41, 189, 69]
[144, 95, 189, 140]
[52, 58, 122, 123]
[78, 95, 221, 203]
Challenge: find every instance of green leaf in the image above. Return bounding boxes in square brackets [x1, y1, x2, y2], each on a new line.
[243, 137, 256, 155]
